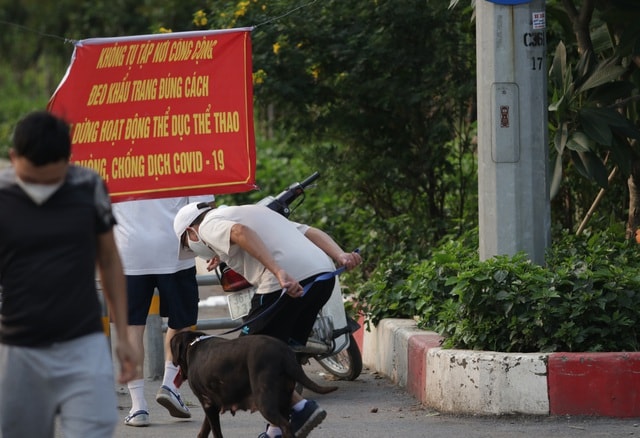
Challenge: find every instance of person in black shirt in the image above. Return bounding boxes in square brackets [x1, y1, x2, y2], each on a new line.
[0, 111, 139, 438]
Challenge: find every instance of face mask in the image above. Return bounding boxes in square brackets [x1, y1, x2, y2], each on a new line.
[186, 230, 217, 259]
[16, 178, 63, 205]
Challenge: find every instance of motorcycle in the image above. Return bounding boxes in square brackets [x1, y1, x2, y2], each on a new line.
[218, 172, 363, 381]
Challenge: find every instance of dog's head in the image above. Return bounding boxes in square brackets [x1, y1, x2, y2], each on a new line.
[170, 330, 207, 382]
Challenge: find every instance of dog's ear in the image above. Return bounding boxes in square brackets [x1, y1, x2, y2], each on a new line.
[170, 330, 209, 363]
[169, 334, 189, 383]
[170, 332, 189, 365]
[170, 331, 202, 360]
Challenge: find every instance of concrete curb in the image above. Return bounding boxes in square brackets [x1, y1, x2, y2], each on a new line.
[354, 318, 640, 418]
[548, 352, 640, 417]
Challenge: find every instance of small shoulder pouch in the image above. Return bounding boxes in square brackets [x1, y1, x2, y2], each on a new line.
[216, 262, 252, 292]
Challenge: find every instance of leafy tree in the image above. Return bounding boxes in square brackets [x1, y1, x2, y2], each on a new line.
[206, 0, 478, 266]
[0, 0, 211, 156]
[546, 0, 640, 237]
[447, 0, 640, 238]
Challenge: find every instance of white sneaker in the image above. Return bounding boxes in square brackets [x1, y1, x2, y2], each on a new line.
[124, 410, 149, 427]
[155, 385, 191, 418]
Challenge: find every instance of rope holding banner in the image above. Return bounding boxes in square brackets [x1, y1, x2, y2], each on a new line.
[0, 0, 321, 44]
[253, 0, 319, 29]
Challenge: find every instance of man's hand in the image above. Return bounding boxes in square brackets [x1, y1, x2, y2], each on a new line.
[276, 269, 304, 298]
[336, 250, 362, 271]
[115, 340, 141, 384]
[205, 255, 221, 272]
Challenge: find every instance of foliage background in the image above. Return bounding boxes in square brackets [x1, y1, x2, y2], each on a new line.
[3, 0, 640, 351]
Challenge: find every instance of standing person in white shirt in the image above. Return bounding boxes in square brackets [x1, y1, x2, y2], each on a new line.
[113, 196, 214, 427]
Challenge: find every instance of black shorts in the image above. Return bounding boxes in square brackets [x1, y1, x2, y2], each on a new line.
[241, 273, 335, 344]
[126, 266, 199, 329]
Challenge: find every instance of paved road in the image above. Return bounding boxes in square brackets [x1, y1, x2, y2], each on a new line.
[107, 361, 640, 438]
[58, 281, 640, 437]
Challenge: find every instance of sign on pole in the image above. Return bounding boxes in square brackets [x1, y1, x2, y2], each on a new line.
[48, 28, 257, 202]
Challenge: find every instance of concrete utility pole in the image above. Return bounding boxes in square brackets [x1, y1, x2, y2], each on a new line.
[476, 0, 550, 265]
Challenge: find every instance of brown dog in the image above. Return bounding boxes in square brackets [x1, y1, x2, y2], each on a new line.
[170, 330, 338, 438]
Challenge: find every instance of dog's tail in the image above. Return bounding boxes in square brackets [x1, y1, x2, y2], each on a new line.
[286, 357, 338, 394]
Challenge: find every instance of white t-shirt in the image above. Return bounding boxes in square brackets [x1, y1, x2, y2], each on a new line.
[198, 205, 335, 294]
[113, 196, 214, 275]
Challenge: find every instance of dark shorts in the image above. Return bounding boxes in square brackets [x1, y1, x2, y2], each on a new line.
[126, 266, 199, 329]
[241, 273, 335, 345]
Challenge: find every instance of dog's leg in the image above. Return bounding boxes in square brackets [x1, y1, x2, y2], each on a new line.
[210, 412, 224, 438]
[197, 417, 211, 438]
[200, 406, 223, 438]
[279, 422, 294, 438]
[256, 388, 295, 438]
[260, 415, 294, 438]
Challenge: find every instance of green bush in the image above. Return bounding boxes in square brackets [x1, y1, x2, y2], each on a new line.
[354, 249, 420, 330]
[354, 228, 475, 328]
[356, 227, 640, 352]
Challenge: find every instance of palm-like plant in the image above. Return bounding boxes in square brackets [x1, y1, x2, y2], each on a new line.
[547, 0, 640, 236]
[548, 40, 637, 198]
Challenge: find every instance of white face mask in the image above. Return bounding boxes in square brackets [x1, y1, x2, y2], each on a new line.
[16, 178, 63, 205]
[186, 229, 217, 260]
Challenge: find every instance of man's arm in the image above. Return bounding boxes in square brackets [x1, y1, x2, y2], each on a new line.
[229, 223, 304, 297]
[96, 230, 140, 383]
[304, 227, 362, 270]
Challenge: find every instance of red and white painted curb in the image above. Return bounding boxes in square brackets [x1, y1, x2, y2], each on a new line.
[352, 318, 640, 417]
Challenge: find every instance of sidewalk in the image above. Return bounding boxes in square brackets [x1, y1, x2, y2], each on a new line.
[52, 288, 640, 437]
[51, 323, 640, 438]
[108, 361, 640, 438]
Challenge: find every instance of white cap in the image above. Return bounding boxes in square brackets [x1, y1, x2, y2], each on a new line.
[173, 201, 213, 259]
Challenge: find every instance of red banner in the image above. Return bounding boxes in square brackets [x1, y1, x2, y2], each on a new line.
[48, 29, 257, 202]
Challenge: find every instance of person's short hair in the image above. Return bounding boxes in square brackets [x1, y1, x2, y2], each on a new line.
[12, 111, 71, 166]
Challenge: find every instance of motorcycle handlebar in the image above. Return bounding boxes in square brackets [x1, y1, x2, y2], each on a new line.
[274, 172, 320, 204]
[264, 172, 321, 217]
[299, 171, 320, 189]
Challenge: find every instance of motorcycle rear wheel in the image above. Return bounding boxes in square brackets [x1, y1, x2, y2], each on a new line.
[315, 333, 363, 381]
